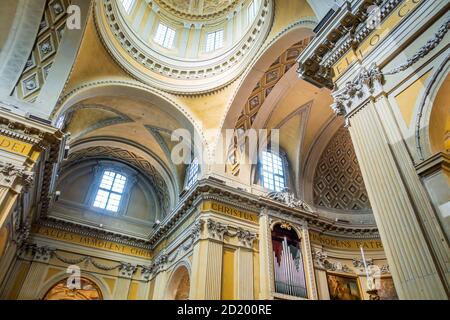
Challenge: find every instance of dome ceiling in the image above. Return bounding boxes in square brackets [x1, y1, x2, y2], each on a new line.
[95, 0, 273, 94]
[155, 0, 239, 19]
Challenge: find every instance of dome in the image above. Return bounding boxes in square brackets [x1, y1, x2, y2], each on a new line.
[95, 0, 273, 94]
[155, 0, 239, 19]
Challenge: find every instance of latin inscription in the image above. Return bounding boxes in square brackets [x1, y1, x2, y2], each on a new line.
[33, 226, 152, 258]
[309, 231, 383, 251]
[202, 201, 258, 223]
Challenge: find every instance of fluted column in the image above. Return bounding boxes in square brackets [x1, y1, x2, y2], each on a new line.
[258, 212, 272, 299]
[347, 99, 448, 299]
[190, 238, 223, 300]
[17, 261, 47, 300]
[235, 247, 253, 299]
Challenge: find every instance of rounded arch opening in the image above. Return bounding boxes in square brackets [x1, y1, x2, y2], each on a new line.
[166, 265, 191, 300]
[43, 277, 103, 300]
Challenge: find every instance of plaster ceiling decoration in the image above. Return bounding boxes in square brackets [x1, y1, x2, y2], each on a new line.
[313, 128, 371, 212]
[12, 0, 70, 102]
[94, 0, 273, 94]
[155, 0, 239, 19]
[226, 39, 312, 176]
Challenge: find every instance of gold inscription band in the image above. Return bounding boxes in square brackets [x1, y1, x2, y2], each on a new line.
[32, 226, 152, 259]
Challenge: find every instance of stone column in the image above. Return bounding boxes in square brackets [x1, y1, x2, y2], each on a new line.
[235, 247, 254, 299]
[314, 269, 330, 300]
[258, 212, 272, 299]
[189, 219, 225, 300]
[333, 65, 449, 299]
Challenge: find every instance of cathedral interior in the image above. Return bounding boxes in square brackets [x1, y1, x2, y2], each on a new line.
[0, 0, 448, 301]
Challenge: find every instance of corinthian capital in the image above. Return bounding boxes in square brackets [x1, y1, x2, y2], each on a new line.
[331, 64, 384, 117]
[0, 161, 34, 189]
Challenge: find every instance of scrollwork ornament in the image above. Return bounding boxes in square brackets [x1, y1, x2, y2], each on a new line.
[266, 188, 313, 211]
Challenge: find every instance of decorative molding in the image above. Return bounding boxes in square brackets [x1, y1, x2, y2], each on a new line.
[385, 15, 450, 75]
[205, 218, 257, 247]
[0, 161, 34, 189]
[297, 0, 400, 89]
[312, 249, 352, 273]
[266, 188, 313, 212]
[331, 63, 383, 117]
[94, 0, 274, 95]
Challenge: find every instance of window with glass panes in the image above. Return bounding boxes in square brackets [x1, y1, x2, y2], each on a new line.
[205, 30, 224, 52]
[186, 158, 199, 189]
[154, 23, 176, 49]
[93, 170, 127, 213]
[248, 1, 258, 24]
[120, 0, 135, 14]
[261, 151, 286, 192]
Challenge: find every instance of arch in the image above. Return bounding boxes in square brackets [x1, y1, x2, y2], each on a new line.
[165, 263, 191, 300]
[67, 139, 177, 212]
[0, 0, 46, 97]
[415, 58, 450, 159]
[219, 25, 315, 136]
[217, 25, 315, 183]
[40, 272, 110, 300]
[53, 80, 208, 163]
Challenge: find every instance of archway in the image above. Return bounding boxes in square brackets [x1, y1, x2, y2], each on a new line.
[43, 277, 103, 300]
[166, 266, 190, 300]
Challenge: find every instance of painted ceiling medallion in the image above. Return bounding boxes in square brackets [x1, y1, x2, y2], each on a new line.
[95, 0, 273, 94]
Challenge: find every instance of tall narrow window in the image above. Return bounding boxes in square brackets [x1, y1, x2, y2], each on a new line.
[205, 30, 224, 52]
[154, 23, 176, 49]
[248, 1, 258, 24]
[261, 150, 286, 192]
[186, 158, 199, 189]
[93, 170, 127, 213]
[120, 0, 135, 14]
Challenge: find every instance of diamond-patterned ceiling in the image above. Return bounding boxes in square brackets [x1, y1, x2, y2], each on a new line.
[313, 128, 371, 211]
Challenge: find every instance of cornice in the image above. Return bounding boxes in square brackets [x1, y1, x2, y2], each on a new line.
[94, 0, 274, 95]
[35, 178, 379, 253]
[297, 0, 403, 89]
[153, 0, 240, 21]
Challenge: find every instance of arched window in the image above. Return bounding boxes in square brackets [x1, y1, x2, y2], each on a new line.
[55, 114, 65, 129]
[260, 150, 286, 192]
[120, 0, 135, 14]
[93, 169, 127, 213]
[185, 158, 199, 189]
[272, 224, 307, 298]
